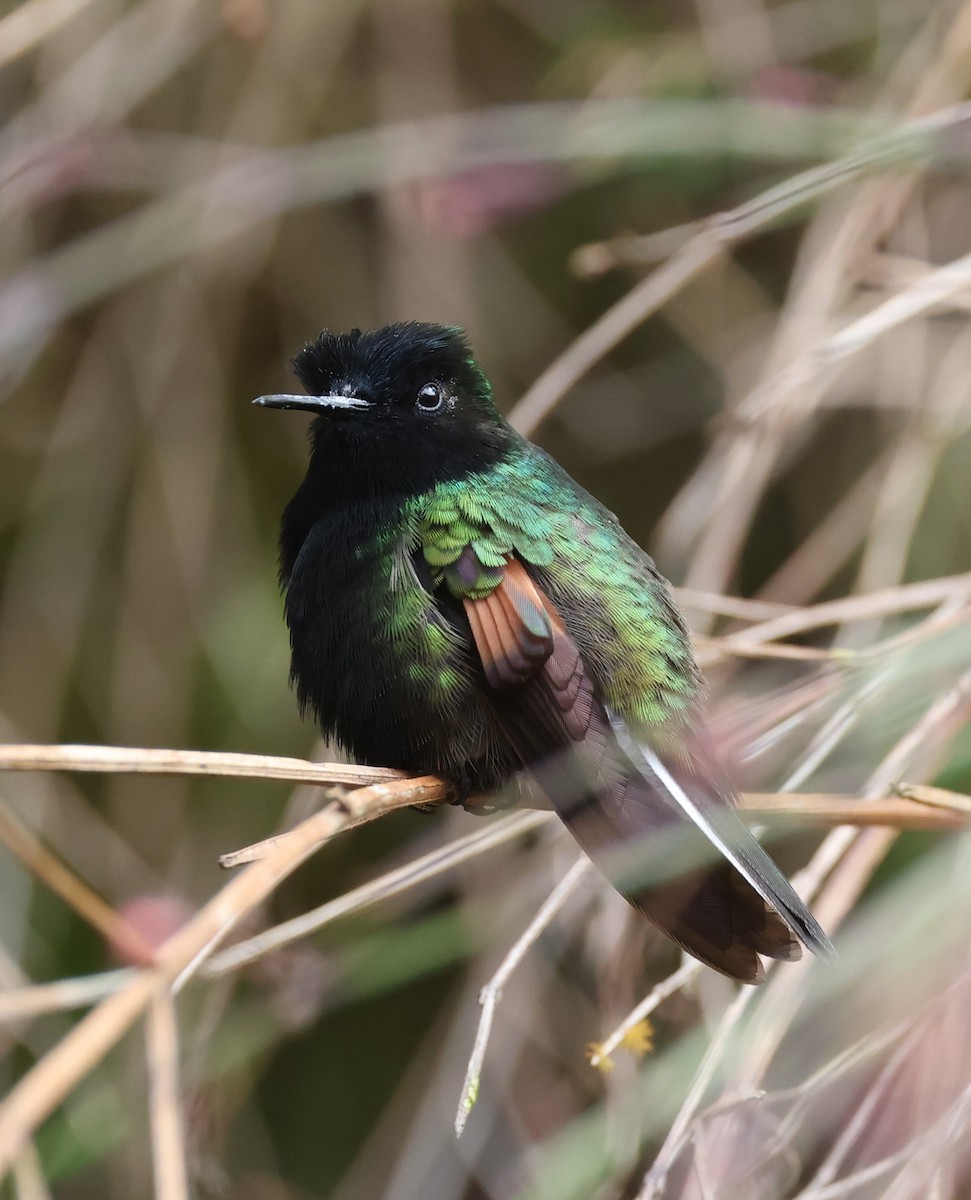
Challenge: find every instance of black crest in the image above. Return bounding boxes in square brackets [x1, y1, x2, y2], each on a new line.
[291, 322, 493, 410]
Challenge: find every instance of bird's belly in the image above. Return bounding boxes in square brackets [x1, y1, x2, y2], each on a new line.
[285, 549, 512, 790]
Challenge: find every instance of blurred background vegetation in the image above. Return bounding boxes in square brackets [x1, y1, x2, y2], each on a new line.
[3, 0, 971, 1197]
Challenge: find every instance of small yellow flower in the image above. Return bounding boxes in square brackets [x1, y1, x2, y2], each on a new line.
[620, 1019, 654, 1059]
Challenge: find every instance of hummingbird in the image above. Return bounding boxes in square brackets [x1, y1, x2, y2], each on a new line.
[254, 322, 832, 983]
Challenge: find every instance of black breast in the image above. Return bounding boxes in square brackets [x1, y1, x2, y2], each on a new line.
[280, 490, 517, 790]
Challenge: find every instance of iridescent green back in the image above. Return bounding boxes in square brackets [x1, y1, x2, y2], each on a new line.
[411, 444, 702, 741]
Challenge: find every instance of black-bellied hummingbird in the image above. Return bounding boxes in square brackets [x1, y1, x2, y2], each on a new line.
[255, 322, 832, 982]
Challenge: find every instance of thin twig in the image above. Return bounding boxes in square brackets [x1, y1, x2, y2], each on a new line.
[673, 589, 794, 621]
[699, 573, 971, 661]
[0, 744, 406, 787]
[695, 637, 846, 663]
[0, 798, 156, 965]
[219, 829, 323, 869]
[0, 970, 135, 1023]
[0, 0, 100, 69]
[454, 855, 593, 1137]
[218, 785, 966, 871]
[145, 992, 189, 1200]
[638, 987, 757, 1199]
[207, 810, 549, 976]
[818, 248, 971, 367]
[10, 1141, 52, 1200]
[896, 783, 971, 814]
[750, 790, 968, 831]
[587, 959, 700, 1071]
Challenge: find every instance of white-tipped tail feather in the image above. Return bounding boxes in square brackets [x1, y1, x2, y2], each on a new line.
[607, 710, 835, 963]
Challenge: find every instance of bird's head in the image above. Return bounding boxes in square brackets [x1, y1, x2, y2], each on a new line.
[254, 323, 514, 492]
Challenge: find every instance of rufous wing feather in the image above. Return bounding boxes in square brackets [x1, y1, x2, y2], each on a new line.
[463, 559, 553, 689]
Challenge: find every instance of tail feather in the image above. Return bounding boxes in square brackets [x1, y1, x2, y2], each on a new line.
[525, 675, 833, 982]
[631, 859, 799, 983]
[607, 711, 835, 965]
[542, 746, 804, 982]
[522, 706, 810, 982]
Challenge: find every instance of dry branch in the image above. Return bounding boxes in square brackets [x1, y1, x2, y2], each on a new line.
[702, 572, 971, 658]
[146, 992, 189, 1200]
[0, 744, 405, 786]
[0, 736, 965, 1175]
[454, 856, 593, 1137]
[207, 809, 549, 976]
[0, 798, 156, 964]
[0, 773, 438, 1178]
[9, 1141, 51, 1200]
[0, 971, 135, 1024]
[0, 0, 98, 69]
[1, 743, 966, 884]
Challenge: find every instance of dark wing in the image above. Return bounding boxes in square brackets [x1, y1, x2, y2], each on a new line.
[458, 555, 830, 983]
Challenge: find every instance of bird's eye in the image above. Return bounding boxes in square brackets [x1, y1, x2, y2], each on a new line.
[416, 383, 445, 412]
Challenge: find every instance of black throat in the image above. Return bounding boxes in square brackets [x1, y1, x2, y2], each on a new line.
[305, 415, 511, 505]
[278, 422, 513, 587]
